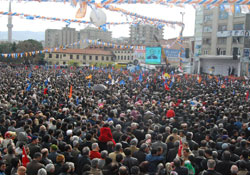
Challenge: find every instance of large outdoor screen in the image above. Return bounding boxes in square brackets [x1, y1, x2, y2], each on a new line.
[145, 47, 161, 64]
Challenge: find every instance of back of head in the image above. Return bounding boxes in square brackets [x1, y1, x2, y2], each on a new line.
[231, 165, 238, 175]
[119, 166, 128, 175]
[37, 168, 47, 175]
[173, 158, 181, 168]
[207, 159, 216, 169]
[124, 148, 131, 156]
[222, 151, 231, 161]
[82, 146, 90, 156]
[115, 143, 122, 152]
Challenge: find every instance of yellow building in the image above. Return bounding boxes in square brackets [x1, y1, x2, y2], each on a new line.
[44, 48, 115, 66]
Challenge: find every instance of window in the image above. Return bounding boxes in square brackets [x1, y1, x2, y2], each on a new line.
[89, 56, 92, 60]
[124, 56, 126, 60]
[106, 56, 109, 61]
[203, 26, 212, 32]
[217, 37, 227, 44]
[83, 55, 86, 60]
[127, 56, 130, 60]
[70, 55, 73, 59]
[49, 54, 52, 58]
[219, 11, 228, 20]
[60, 54, 62, 59]
[218, 25, 227, 31]
[217, 48, 226, 55]
[121, 56, 123, 60]
[63, 61, 66, 65]
[233, 37, 244, 44]
[102, 56, 104, 61]
[63, 54, 66, 57]
[117, 56, 120, 60]
[95, 56, 98, 61]
[77, 55, 79, 60]
[204, 50, 208, 55]
[204, 14, 212, 22]
[56, 54, 59, 58]
[233, 24, 244, 30]
[203, 38, 211, 45]
[131, 56, 133, 60]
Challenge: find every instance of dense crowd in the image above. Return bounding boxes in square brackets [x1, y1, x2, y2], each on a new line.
[0, 64, 249, 175]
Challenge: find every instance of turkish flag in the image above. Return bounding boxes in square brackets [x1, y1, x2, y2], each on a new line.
[22, 147, 30, 167]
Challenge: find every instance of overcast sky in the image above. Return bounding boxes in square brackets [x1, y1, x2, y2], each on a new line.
[0, 1, 195, 39]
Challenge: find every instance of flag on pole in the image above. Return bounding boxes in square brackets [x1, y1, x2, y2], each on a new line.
[22, 147, 30, 167]
[68, 85, 73, 99]
[246, 90, 249, 101]
[178, 139, 183, 157]
[165, 83, 170, 91]
[139, 73, 143, 82]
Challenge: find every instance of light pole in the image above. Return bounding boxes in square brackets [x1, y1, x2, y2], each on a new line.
[179, 12, 185, 67]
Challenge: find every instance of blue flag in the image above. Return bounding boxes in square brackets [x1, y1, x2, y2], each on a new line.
[45, 79, 48, 86]
[26, 83, 32, 91]
[120, 68, 123, 71]
[139, 74, 143, 82]
[233, 90, 235, 95]
[146, 84, 149, 88]
[120, 80, 125, 85]
[169, 81, 173, 88]
[129, 76, 133, 81]
[28, 72, 32, 78]
[76, 97, 79, 105]
[88, 82, 91, 88]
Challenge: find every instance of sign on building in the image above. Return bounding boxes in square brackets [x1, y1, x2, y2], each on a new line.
[133, 49, 146, 63]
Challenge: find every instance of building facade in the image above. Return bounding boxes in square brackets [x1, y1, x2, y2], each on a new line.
[200, 7, 250, 57]
[194, 6, 250, 76]
[112, 49, 134, 63]
[130, 24, 164, 46]
[45, 27, 112, 49]
[44, 48, 115, 66]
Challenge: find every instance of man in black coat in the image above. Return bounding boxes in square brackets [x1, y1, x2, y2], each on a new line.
[26, 152, 45, 175]
[132, 143, 149, 164]
[76, 147, 91, 175]
[166, 141, 179, 163]
[173, 158, 188, 175]
[216, 151, 235, 175]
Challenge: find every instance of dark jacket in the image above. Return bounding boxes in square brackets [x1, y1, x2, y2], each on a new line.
[48, 152, 59, 164]
[166, 147, 178, 163]
[174, 166, 189, 175]
[215, 160, 235, 175]
[132, 150, 146, 164]
[26, 160, 45, 175]
[76, 155, 91, 175]
[28, 143, 41, 159]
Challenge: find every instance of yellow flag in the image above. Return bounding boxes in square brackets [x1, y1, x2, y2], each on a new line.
[85, 75, 92, 80]
[108, 74, 112, 79]
[164, 73, 170, 79]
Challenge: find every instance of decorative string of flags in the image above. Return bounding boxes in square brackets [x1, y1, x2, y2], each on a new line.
[0, 11, 183, 27]
[0, 37, 184, 59]
[96, 3, 184, 27]
[3, 0, 250, 6]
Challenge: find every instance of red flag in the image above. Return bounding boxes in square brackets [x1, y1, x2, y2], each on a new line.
[22, 147, 29, 167]
[44, 88, 48, 95]
[165, 83, 170, 91]
[246, 90, 249, 101]
[178, 139, 183, 157]
[221, 84, 226, 88]
[68, 85, 73, 99]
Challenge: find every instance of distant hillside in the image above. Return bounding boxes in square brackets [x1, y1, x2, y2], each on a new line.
[0, 31, 45, 41]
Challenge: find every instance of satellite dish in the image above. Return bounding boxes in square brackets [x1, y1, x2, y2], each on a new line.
[90, 8, 107, 28]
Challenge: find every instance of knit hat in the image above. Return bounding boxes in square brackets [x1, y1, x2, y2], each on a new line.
[50, 144, 58, 151]
[56, 154, 65, 163]
[172, 128, 178, 133]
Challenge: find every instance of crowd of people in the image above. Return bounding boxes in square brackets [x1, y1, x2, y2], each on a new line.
[0, 64, 249, 175]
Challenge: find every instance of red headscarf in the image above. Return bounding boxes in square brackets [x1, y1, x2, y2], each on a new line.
[98, 127, 116, 145]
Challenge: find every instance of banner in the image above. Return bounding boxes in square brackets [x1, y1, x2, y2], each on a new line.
[133, 49, 146, 63]
[145, 47, 161, 64]
[164, 49, 185, 58]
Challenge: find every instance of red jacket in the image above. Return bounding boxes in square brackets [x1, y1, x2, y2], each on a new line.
[90, 151, 101, 160]
[98, 127, 116, 145]
[166, 109, 175, 118]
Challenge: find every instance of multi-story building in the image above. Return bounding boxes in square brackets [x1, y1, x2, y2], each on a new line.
[194, 6, 250, 76]
[129, 24, 164, 46]
[45, 27, 112, 49]
[45, 27, 79, 49]
[79, 27, 112, 48]
[44, 47, 115, 66]
[200, 7, 250, 57]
